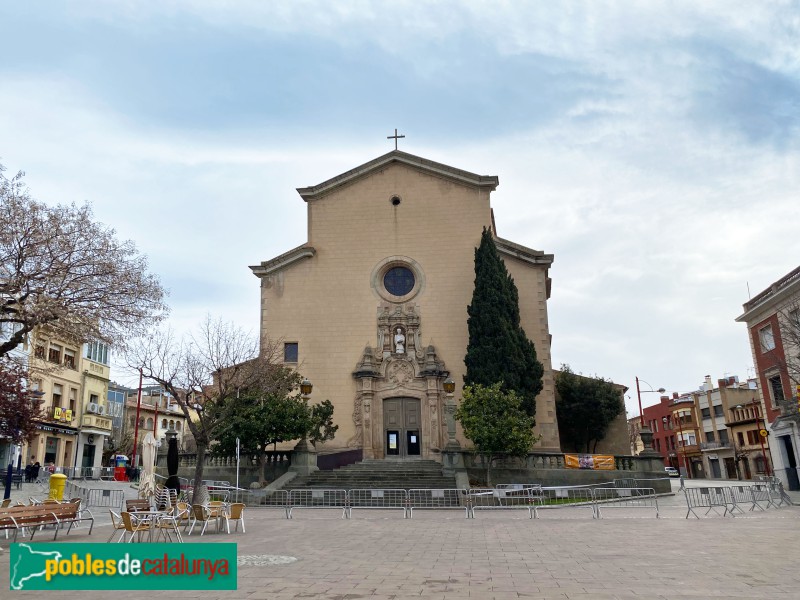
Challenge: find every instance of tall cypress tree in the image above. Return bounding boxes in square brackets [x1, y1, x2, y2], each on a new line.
[464, 228, 544, 417]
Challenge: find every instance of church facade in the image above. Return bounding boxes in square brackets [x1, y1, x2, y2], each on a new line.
[250, 150, 561, 460]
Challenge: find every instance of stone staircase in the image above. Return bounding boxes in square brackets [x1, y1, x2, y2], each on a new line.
[282, 459, 457, 490]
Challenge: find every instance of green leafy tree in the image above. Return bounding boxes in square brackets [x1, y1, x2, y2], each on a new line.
[215, 393, 338, 483]
[464, 228, 543, 416]
[455, 382, 538, 485]
[126, 317, 297, 500]
[214, 392, 306, 483]
[555, 365, 625, 453]
[308, 399, 338, 447]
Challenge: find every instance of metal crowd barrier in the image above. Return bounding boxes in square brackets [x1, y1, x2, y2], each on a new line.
[288, 489, 348, 519]
[236, 484, 674, 520]
[593, 488, 658, 518]
[62, 480, 124, 509]
[685, 487, 733, 518]
[59, 467, 115, 480]
[750, 483, 777, 509]
[64, 480, 88, 501]
[86, 488, 124, 509]
[494, 483, 542, 505]
[728, 485, 764, 513]
[253, 490, 290, 517]
[764, 476, 793, 506]
[348, 489, 408, 518]
[533, 486, 598, 519]
[685, 482, 794, 518]
[469, 486, 538, 518]
[613, 478, 638, 492]
[407, 489, 470, 518]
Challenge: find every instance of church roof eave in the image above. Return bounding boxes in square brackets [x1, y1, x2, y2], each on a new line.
[249, 245, 316, 278]
[296, 150, 499, 201]
[494, 236, 554, 268]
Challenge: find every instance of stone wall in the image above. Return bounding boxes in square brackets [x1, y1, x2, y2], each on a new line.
[155, 451, 292, 487]
[463, 452, 671, 493]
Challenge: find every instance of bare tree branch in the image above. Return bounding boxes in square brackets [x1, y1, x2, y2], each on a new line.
[124, 316, 292, 500]
[0, 162, 168, 357]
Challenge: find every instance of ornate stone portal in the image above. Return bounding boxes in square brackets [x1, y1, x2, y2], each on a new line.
[351, 303, 449, 460]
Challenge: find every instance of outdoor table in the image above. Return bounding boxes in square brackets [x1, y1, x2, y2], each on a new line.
[206, 502, 231, 533]
[152, 512, 184, 543]
[128, 511, 172, 542]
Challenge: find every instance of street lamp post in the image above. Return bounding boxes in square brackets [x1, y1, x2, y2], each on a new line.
[675, 408, 691, 479]
[636, 377, 666, 428]
[290, 378, 318, 476]
[131, 368, 143, 470]
[661, 416, 673, 467]
[442, 377, 459, 450]
[635, 377, 666, 453]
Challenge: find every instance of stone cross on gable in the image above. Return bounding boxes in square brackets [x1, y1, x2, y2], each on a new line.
[387, 128, 405, 150]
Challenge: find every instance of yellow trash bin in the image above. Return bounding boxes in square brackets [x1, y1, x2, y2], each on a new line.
[48, 473, 67, 501]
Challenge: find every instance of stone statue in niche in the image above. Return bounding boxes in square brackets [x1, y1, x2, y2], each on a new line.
[394, 328, 405, 354]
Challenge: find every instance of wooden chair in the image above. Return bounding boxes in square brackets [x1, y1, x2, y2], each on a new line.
[173, 501, 191, 530]
[188, 504, 216, 536]
[120, 511, 151, 543]
[226, 503, 246, 533]
[107, 510, 127, 543]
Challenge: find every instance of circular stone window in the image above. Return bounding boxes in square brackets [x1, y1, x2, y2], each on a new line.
[371, 257, 425, 303]
[383, 266, 415, 297]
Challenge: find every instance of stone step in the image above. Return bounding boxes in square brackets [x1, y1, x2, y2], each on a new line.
[335, 465, 445, 471]
[286, 480, 456, 486]
[283, 483, 457, 490]
[281, 459, 457, 491]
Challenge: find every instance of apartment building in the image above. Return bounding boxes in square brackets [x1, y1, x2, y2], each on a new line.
[76, 341, 113, 470]
[12, 329, 114, 472]
[646, 392, 707, 478]
[696, 375, 766, 480]
[23, 330, 84, 469]
[123, 386, 189, 458]
[641, 374, 768, 480]
[736, 265, 800, 490]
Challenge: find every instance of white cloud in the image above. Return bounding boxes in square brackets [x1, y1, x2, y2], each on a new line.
[2, 2, 799, 414]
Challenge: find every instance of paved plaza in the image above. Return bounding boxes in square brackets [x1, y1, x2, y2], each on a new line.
[2, 479, 800, 599]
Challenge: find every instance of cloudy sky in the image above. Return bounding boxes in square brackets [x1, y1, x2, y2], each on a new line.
[1, 1, 798, 417]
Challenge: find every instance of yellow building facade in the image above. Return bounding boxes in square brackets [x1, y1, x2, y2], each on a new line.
[24, 331, 83, 469]
[78, 341, 113, 469]
[251, 150, 560, 460]
[22, 332, 112, 472]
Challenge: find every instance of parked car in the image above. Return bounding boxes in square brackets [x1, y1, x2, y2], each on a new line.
[664, 466, 680, 478]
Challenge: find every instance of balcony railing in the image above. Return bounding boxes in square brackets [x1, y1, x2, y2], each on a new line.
[700, 441, 731, 451]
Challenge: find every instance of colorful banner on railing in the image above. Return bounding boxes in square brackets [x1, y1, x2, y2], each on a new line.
[564, 454, 615, 470]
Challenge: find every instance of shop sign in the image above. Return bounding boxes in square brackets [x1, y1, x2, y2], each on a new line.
[51, 406, 74, 422]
